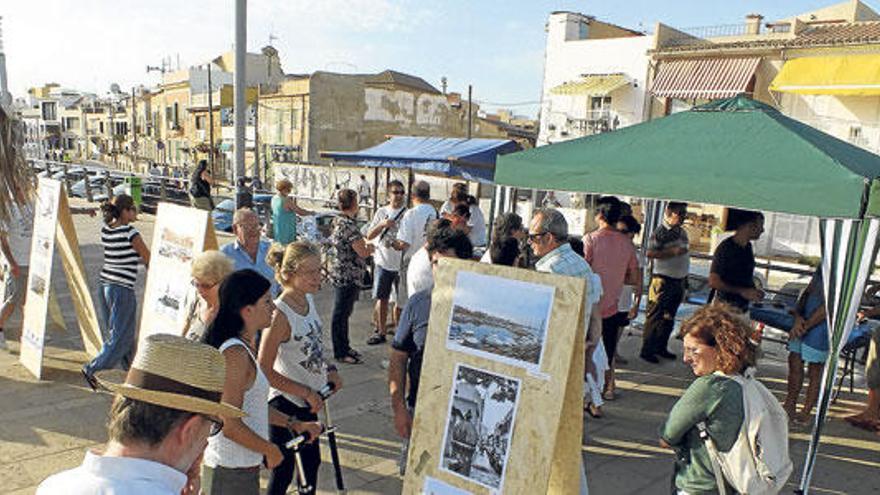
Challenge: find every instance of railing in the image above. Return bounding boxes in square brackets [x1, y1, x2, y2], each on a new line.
[680, 23, 756, 39]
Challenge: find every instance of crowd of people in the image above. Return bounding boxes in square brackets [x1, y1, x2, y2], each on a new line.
[0, 172, 878, 495]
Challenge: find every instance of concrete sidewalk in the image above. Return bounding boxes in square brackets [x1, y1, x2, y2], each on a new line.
[0, 199, 877, 494]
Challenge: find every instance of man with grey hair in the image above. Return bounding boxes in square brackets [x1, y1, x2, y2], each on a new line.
[528, 207, 602, 495]
[220, 208, 280, 296]
[392, 181, 438, 307]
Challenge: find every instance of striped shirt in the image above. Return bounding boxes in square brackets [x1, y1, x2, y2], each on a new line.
[100, 224, 141, 288]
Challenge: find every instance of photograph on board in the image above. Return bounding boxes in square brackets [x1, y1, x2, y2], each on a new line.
[440, 364, 520, 490]
[156, 227, 195, 265]
[152, 277, 186, 320]
[422, 476, 473, 495]
[447, 270, 554, 371]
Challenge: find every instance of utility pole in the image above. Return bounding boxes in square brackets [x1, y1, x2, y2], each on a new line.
[254, 84, 260, 184]
[234, 0, 247, 208]
[467, 84, 473, 139]
[131, 87, 137, 172]
[207, 62, 215, 182]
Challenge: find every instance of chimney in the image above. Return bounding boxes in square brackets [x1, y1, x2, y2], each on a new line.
[745, 14, 763, 35]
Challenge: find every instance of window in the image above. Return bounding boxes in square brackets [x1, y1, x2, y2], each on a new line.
[173, 102, 180, 129]
[42, 102, 57, 121]
[195, 115, 206, 130]
[99, 121, 105, 134]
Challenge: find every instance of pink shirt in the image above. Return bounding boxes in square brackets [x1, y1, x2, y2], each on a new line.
[583, 228, 638, 318]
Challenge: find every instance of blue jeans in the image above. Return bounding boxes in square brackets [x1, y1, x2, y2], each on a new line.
[331, 284, 359, 359]
[85, 283, 137, 375]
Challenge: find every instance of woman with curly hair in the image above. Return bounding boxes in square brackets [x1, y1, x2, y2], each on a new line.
[660, 305, 757, 495]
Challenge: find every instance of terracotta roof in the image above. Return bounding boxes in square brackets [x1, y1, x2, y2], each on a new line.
[658, 21, 880, 53]
[365, 70, 441, 95]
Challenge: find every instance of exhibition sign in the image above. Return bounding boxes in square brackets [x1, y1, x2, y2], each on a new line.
[404, 258, 588, 494]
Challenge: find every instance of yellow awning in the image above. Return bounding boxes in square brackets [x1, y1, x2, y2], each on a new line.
[550, 74, 630, 96]
[770, 54, 880, 95]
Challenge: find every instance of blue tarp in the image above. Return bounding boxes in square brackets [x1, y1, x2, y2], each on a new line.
[321, 136, 519, 183]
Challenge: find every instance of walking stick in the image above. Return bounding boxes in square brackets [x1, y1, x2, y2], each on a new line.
[317, 382, 346, 493]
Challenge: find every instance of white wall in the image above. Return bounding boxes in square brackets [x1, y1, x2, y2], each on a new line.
[363, 87, 449, 127]
[539, 13, 653, 145]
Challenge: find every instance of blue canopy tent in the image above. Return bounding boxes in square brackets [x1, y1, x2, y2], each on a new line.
[321, 136, 520, 184]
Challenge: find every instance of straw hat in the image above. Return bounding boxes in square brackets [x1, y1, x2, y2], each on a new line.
[97, 334, 245, 418]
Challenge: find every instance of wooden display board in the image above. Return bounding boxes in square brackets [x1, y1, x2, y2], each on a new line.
[138, 203, 217, 342]
[20, 178, 103, 379]
[404, 258, 587, 494]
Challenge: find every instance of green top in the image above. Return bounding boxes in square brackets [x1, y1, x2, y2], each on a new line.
[661, 374, 744, 495]
[271, 195, 297, 245]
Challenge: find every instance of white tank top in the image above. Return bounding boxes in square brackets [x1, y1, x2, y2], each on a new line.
[269, 295, 328, 407]
[204, 338, 270, 468]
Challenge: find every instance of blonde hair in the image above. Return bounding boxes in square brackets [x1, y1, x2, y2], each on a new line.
[190, 251, 234, 285]
[266, 241, 321, 285]
[276, 179, 293, 194]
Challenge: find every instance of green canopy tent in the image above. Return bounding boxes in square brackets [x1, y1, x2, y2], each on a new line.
[495, 95, 880, 494]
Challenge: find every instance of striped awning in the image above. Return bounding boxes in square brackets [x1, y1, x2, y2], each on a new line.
[550, 74, 630, 96]
[651, 58, 761, 100]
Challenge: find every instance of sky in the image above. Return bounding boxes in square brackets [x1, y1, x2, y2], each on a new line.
[1, 1, 867, 117]
[453, 271, 553, 327]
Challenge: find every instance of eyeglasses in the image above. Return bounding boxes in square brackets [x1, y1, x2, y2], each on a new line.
[527, 231, 547, 242]
[204, 415, 224, 437]
[390, 190, 405, 195]
[191, 279, 217, 290]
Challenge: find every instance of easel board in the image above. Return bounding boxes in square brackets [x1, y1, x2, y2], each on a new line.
[138, 203, 217, 342]
[403, 258, 587, 494]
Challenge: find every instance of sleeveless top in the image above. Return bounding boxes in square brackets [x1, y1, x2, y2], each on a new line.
[203, 338, 269, 469]
[271, 195, 297, 245]
[269, 295, 328, 407]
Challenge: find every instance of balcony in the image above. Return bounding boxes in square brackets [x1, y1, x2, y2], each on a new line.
[565, 110, 619, 135]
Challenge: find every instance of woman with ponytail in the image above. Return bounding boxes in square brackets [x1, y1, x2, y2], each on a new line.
[81, 194, 150, 390]
[259, 242, 341, 494]
[202, 269, 321, 495]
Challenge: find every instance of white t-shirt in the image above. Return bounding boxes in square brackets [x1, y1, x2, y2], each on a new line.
[3, 202, 35, 267]
[367, 205, 405, 271]
[407, 246, 434, 296]
[396, 203, 437, 259]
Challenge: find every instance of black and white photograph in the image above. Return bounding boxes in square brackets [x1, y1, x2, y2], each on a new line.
[440, 364, 520, 490]
[152, 279, 186, 320]
[28, 273, 46, 297]
[447, 270, 554, 372]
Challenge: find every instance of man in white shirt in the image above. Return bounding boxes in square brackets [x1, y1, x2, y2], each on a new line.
[37, 334, 245, 495]
[364, 180, 407, 345]
[357, 174, 372, 205]
[392, 181, 437, 307]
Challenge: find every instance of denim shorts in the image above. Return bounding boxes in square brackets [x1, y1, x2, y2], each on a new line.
[373, 265, 399, 301]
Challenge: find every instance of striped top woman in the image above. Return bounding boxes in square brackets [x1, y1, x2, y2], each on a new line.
[82, 195, 150, 390]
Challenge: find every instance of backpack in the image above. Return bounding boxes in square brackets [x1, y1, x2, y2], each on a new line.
[696, 368, 792, 495]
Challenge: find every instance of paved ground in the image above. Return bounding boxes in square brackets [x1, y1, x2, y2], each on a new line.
[0, 199, 878, 494]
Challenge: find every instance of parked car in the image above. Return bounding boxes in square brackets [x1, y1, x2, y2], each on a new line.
[92, 183, 128, 203]
[69, 176, 107, 198]
[212, 194, 274, 232]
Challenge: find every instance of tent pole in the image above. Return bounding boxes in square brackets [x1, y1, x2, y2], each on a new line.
[487, 184, 497, 245]
[407, 167, 414, 207]
[799, 218, 880, 494]
[372, 167, 379, 216]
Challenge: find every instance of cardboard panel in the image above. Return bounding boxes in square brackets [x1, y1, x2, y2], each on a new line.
[403, 258, 586, 494]
[19, 178, 62, 379]
[138, 203, 217, 342]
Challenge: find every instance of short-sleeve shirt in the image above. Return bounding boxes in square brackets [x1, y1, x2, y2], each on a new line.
[649, 222, 690, 279]
[328, 215, 365, 287]
[391, 289, 433, 409]
[661, 374, 744, 494]
[271, 195, 297, 245]
[406, 246, 434, 296]
[583, 228, 638, 318]
[710, 236, 756, 311]
[396, 203, 437, 259]
[100, 224, 141, 289]
[368, 205, 405, 271]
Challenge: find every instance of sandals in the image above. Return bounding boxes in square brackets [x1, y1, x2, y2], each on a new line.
[336, 350, 363, 365]
[584, 402, 603, 419]
[602, 389, 616, 401]
[845, 416, 880, 432]
[366, 333, 387, 346]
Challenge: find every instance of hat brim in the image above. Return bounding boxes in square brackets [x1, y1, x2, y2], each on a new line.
[96, 373, 246, 419]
